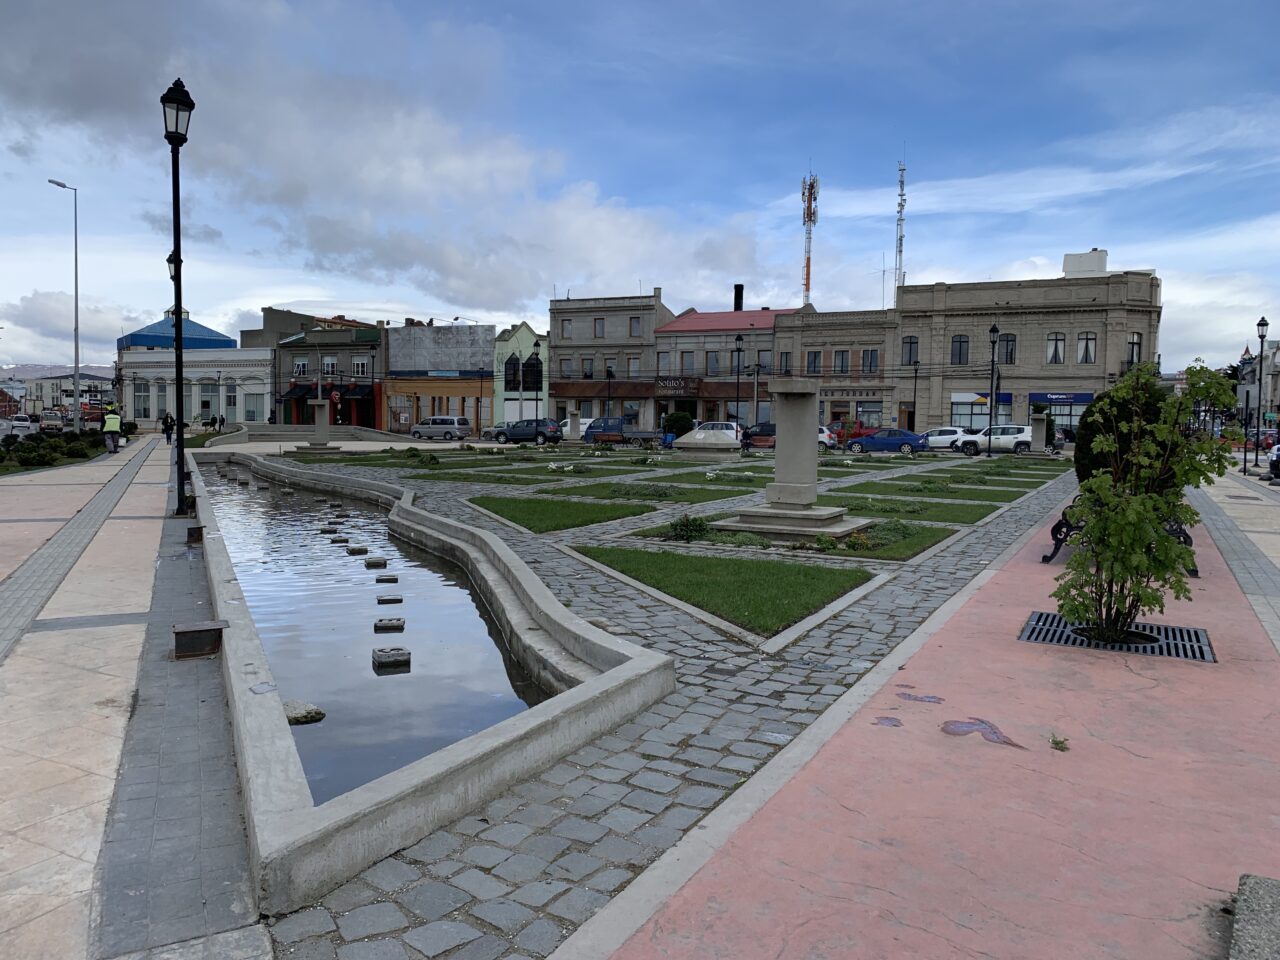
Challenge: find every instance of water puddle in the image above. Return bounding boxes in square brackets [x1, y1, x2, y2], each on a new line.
[201, 466, 549, 804]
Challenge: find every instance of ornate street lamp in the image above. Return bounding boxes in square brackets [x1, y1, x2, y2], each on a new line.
[912, 358, 920, 432]
[986, 323, 999, 458]
[162, 78, 194, 516]
[532, 339, 542, 420]
[1257, 316, 1269, 468]
[733, 333, 744, 427]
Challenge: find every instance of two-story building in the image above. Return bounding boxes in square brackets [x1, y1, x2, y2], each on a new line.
[383, 321, 495, 431]
[494, 321, 549, 422]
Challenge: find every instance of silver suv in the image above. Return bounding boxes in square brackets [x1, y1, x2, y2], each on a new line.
[410, 416, 471, 441]
[956, 424, 1036, 456]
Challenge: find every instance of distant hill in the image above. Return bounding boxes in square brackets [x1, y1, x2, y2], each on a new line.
[0, 364, 115, 381]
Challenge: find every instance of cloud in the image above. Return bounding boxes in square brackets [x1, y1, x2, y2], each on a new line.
[0, 290, 151, 365]
[138, 208, 224, 245]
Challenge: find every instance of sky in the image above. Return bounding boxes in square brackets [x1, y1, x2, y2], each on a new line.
[1, 0, 1277, 370]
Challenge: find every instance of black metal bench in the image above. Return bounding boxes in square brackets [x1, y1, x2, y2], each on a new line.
[1041, 494, 1198, 577]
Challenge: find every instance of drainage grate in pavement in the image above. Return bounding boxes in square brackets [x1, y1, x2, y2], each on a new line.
[1018, 611, 1216, 663]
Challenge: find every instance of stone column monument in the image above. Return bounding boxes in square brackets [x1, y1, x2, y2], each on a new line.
[711, 378, 864, 541]
[300, 399, 339, 453]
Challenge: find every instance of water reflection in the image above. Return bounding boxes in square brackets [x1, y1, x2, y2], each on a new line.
[201, 466, 549, 804]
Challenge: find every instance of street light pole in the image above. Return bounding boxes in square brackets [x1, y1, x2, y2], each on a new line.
[1256, 317, 1269, 468]
[987, 323, 999, 458]
[162, 78, 194, 516]
[532, 339, 542, 420]
[47, 179, 80, 432]
[734, 333, 744, 428]
[912, 358, 920, 432]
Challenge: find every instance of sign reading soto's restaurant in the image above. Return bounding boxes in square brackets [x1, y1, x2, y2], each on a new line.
[655, 376, 700, 397]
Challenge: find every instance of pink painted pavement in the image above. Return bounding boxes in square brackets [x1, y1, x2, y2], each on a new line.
[611, 517, 1278, 960]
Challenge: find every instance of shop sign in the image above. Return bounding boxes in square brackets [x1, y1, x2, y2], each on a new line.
[655, 376, 699, 396]
[1028, 392, 1093, 404]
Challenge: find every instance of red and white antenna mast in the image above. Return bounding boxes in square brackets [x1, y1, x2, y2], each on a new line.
[801, 172, 819, 306]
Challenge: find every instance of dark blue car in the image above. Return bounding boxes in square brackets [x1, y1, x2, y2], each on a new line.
[845, 428, 928, 454]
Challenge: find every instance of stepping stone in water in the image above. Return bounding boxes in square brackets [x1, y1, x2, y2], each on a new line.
[376, 595, 403, 604]
[328, 500, 342, 507]
[374, 619, 405, 633]
[331, 536, 349, 544]
[375, 574, 399, 584]
[346, 545, 369, 556]
[320, 526, 338, 534]
[365, 557, 388, 569]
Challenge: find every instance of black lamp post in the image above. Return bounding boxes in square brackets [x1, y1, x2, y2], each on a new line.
[368, 349, 377, 428]
[911, 358, 920, 432]
[734, 333, 744, 426]
[162, 78, 194, 516]
[605, 366, 615, 418]
[986, 323, 999, 458]
[1256, 316, 1269, 468]
[532, 339, 542, 420]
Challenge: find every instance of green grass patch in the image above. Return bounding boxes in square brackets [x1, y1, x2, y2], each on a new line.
[403, 471, 553, 485]
[816, 494, 996, 523]
[664, 469, 772, 488]
[551, 481, 743, 504]
[578, 546, 871, 635]
[901, 472, 1045, 489]
[499, 464, 649, 478]
[471, 495, 654, 532]
[834, 479, 1025, 502]
[830, 521, 957, 560]
[185, 432, 220, 449]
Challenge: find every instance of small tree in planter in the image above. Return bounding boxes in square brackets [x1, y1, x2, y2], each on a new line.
[1052, 362, 1237, 644]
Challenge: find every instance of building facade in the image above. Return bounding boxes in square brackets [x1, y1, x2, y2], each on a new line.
[117, 348, 275, 428]
[274, 325, 386, 427]
[384, 322, 494, 432]
[22, 373, 115, 415]
[494, 322, 549, 421]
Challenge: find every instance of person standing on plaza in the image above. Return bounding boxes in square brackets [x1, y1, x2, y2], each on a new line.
[161, 412, 175, 446]
[103, 407, 122, 454]
[217, 414, 225, 433]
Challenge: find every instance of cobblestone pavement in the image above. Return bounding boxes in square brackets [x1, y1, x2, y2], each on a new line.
[263, 454, 1076, 959]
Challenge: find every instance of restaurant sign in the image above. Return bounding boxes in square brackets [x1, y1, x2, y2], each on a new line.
[655, 376, 699, 397]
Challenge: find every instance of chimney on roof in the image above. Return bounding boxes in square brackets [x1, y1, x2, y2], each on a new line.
[733, 284, 744, 312]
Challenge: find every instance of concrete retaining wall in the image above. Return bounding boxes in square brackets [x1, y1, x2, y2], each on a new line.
[189, 451, 675, 914]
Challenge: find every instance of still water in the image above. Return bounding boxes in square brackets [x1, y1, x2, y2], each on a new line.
[201, 466, 548, 804]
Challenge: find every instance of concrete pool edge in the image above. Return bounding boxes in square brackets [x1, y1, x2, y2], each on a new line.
[189, 451, 676, 915]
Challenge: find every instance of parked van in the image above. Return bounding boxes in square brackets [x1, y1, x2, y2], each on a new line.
[409, 416, 472, 441]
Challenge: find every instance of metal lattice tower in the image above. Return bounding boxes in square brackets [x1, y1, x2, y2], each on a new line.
[894, 161, 906, 294]
[801, 173, 819, 305]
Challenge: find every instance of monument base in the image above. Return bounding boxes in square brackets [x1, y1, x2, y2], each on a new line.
[673, 430, 742, 462]
[710, 504, 869, 543]
[295, 442, 343, 455]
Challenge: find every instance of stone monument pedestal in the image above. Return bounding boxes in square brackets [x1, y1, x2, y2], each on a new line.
[711, 378, 864, 542]
[673, 428, 741, 461]
[297, 399, 341, 454]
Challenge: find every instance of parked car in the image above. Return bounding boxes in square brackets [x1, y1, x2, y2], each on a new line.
[492, 418, 562, 445]
[1270, 443, 1280, 479]
[744, 422, 776, 449]
[559, 417, 598, 438]
[817, 425, 838, 451]
[845, 428, 929, 454]
[825, 419, 877, 446]
[39, 410, 65, 434]
[954, 424, 1037, 456]
[6, 414, 35, 436]
[582, 417, 661, 447]
[697, 420, 742, 440]
[920, 426, 966, 450]
[409, 416, 472, 441]
[482, 421, 510, 441]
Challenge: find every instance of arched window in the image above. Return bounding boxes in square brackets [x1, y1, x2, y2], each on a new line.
[950, 335, 969, 365]
[503, 353, 521, 390]
[997, 333, 1016, 365]
[1046, 333, 1066, 364]
[901, 336, 918, 366]
[522, 355, 543, 392]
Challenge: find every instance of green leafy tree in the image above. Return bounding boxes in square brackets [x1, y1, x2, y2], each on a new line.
[1053, 362, 1238, 643]
[665, 412, 694, 437]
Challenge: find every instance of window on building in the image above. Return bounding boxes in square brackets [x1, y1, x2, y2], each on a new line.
[757, 350, 772, 373]
[1078, 332, 1097, 364]
[706, 351, 720, 376]
[578, 400, 593, 418]
[225, 386, 237, 415]
[292, 356, 308, 376]
[594, 317, 605, 338]
[559, 358, 572, 378]
[605, 357, 617, 377]
[243, 393, 264, 422]
[321, 355, 337, 376]
[779, 351, 791, 374]
[155, 383, 167, 418]
[731, 349, 745, 375]
[951, 336, 969, 365]
[627, 356, 640, 377]
[582, 357, 594, 379]
[560, 318, 572, 339]
[856, 400, 883, 428]
[657, 352, 671, 375]
[901, 336, 918, 366]
[806, 351, 822, 375]
[833, 350, 849, 374]
[862, 349, 879, 374]
[998, 333, 1016, 365]
[951, 399, 1012, 429]
[1046, 333, 1066, 364]
[352, 357, 369, 378]
[680, 351, 695, 375]
[199, 383, 217, 416]
[133, 382, 151, 420]
[629, 316, 641, 337]
[504, 353, 521, 391]
[1127, 332, 1143, 366]
[522, 355, 542, 391]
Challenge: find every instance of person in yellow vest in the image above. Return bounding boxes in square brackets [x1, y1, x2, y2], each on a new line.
[103, 408, 123, 454]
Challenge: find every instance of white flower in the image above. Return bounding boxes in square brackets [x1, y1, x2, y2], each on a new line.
[705, 471, 719, 480]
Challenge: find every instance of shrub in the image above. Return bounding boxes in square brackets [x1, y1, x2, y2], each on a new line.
[121, 421, 139, 437]
[1, 434, 17, 453]
[666, 513, 709, 542]
[63, 442, 89, 458]
[812, 534, 838, 551]
[24, 431, 45, 445]
[15, 447, 58, 468]
[617, 483, 675, 499]
[665, 412, 694, 437]
[1053, 362, 1236, 643]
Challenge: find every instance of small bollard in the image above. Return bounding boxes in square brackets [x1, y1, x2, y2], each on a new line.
[373, 618, 405, 633]
[376, 595, 403, 604]
[364, 557, 388, 569]
[346, 545, 369, 556]
[375, 574, 399, 584]
[173, 619, 228, 660]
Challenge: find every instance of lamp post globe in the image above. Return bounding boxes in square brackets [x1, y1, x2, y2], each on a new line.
[986, 323, 999, 458]
[162, 78, 194, 517]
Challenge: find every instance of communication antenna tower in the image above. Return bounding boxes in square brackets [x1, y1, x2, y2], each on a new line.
[894, 160, 907, 294]
[801, 172, 819, 306]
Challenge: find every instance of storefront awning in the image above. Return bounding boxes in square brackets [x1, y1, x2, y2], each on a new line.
[342, 385, 373, 399]
[279, 385, 316, 401]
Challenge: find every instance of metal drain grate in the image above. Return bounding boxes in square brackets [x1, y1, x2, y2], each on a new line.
[1018, 611, 1216, 663]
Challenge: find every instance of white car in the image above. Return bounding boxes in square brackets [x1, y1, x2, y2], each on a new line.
[920, 426, 965, 450]
[6, 414, 34, 436]
[955, 424, 1037, 456]
[697, 421, 742, 440]
[818, 426, 837, 451]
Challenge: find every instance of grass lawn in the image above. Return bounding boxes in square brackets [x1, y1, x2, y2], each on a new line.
[552, 481, 744, 504]
[951, 460, 1071, 475]
[816, 494, 997, 523]
[577, 546, 871, 635]
[902, 472, 1045, 489]
[664, 469, 772, 488]
[403, 471, 554, 485]
[498, 464, 650, 479]
[837, 521, 957, 560]
[471, 495, 654, 532]
[833, 479, 1025, 502]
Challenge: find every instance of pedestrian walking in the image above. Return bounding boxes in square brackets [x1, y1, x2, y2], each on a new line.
[161, 412, 175, 446]
[103, 408, 122, 454]
[217, 414, 225, 433]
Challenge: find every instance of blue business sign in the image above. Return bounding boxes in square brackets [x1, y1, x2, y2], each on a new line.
[1029, 392, 1093, 404]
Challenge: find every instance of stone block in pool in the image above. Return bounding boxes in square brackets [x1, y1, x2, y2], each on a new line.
[376, 595, 402, 604]
[372, 646, 410, 666]
[365, 557, 388, 569]
[375, 574, 399, 584]
[320, 526, 338, 534]
[333, 513, 352, 519]
[331, 536, 349, 544]
[328, 500, 342, 507]
[346, 545, 369, 556]
[374, 618, 405, 633]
